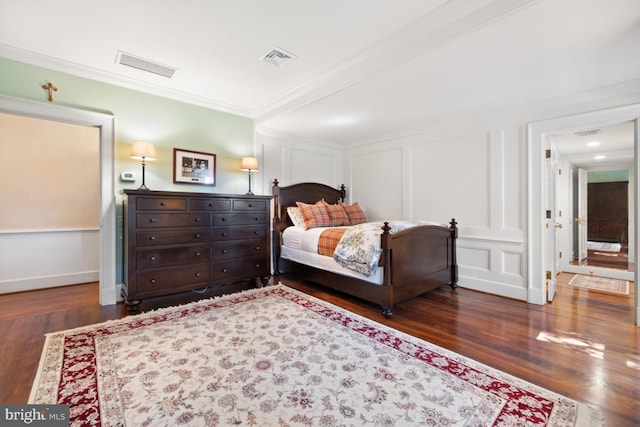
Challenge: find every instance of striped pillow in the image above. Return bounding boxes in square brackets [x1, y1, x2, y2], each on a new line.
[340, 202, 367, 225]
[322, 200, 351, 226]
[296, 201, 333, 229]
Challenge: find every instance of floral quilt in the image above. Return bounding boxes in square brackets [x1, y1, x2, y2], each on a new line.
[333, 221, 440, 276]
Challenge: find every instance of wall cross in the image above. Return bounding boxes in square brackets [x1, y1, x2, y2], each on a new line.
[41, 82, 58, 102]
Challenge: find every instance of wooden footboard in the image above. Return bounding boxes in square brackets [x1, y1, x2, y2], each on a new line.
[272, 180, 458, 317]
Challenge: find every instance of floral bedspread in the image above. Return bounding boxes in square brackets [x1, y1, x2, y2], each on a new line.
[333, 221, 440, 276]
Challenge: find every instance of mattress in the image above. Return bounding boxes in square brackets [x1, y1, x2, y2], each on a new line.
[281, 226, 384, 285]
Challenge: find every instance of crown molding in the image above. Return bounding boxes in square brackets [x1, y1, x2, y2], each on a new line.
[0, 43, 253, 118]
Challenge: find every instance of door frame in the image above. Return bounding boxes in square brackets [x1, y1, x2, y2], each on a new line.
[528, 103, 640, 325]
[0, 95, 117, 305]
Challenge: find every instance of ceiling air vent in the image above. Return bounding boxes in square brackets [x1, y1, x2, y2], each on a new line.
[574, 129, 601, 137]
[116, 51, 176, 78]
[260, 46, 297, 67]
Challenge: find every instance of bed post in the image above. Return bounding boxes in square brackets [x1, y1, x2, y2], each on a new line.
[272, 179, 281, 274]
[449, 218, 459, 289]
[380, 222, 393, 318]
[339, 184, 346, 202]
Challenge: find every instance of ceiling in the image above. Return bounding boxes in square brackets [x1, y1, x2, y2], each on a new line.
[553, 121, 635, 170]
[1, 0, 640, 146]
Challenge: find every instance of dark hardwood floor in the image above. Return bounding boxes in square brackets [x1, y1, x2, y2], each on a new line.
[1, 274, 638, 426]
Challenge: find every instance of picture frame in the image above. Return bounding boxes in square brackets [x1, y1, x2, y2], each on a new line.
[173, 148, 216, 186]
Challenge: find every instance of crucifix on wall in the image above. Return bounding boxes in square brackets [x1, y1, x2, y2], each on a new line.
[42, 81, 58, 102]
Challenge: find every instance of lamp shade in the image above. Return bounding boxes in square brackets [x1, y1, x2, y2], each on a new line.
[241, 157, 259, 171]
[130, 141, 157, 160]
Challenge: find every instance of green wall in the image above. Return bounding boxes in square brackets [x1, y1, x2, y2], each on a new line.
[0, 57, 255, 284]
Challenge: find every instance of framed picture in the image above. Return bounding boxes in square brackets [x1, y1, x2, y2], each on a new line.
[173, 148, 216, 186]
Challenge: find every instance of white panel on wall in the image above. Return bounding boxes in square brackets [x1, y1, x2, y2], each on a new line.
[457, 245, 491, 271]
[258, 127, 343, 190]
[502, 250, 523, 276]
[291, 148, 337, 185]
[0, 230, 99, 294]
[261, 143, 284, 193]
[502, 128, 524, 232]
[412, 133, 490, 227]
[348, 148, 403, 220]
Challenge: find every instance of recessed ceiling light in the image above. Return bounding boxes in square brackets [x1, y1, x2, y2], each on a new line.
[594, 155, 606, 160]
[587, 141, 600, 147]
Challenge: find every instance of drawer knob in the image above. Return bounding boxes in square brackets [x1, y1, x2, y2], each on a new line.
[255, 263, 260, 268]
[194, 217, 201, 222]
[149, 218, 156, 223]
[160, 202, 166, 206]
[150, 279, 156, 284]
[254, 217, 259, 221]
[209, 203, 213, 207]
[222, 217, 227, 221]
[222, 268, 228, 273]
[195, 233, 201, 238]
[195, 252, 201, 256]
[221, 232, 228, 236]
[254, 231, 259, 235]
[149, 236, 156, 241]
[248, 203, 253, 207]
[149, 256, 157, 261]
[255, 246, 260, 251]
[222, 249, 228, 254]
[195, 272, 201, 277]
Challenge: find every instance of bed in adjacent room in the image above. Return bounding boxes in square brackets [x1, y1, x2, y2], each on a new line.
[272, 180, 458, 317]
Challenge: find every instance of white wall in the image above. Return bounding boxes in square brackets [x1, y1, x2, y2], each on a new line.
[0, 229, 99, 293]
[343, 127, 527, 300]
[257, 128, 344, 192]
[257, 81, 640, 304]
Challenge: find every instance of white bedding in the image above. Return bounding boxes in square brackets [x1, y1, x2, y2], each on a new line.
[281, 226, 384, 284]
[280, 220, 444, 283]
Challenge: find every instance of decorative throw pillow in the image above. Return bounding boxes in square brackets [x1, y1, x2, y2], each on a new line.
[286, 206, 306, 228]
[340, 202, 367, 225]
[322, 199, 351, 226]
[296, 201, 333, 229]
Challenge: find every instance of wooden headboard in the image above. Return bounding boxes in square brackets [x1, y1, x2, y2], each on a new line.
[272, 179, 346, 234]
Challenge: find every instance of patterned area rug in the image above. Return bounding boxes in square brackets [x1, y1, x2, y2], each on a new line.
[30, 285, 603, 426]
[568, 274, 629, 295]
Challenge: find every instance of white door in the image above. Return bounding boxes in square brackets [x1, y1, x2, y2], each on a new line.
[544, 143, 558, 302]
[577, 168, 588, 261]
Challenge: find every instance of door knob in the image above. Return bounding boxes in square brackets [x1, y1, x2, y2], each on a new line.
[555, 223, 563, 229]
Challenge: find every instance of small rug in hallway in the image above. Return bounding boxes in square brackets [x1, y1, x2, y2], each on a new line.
[30, 285, 603, 426]
[568, 274, 629, 295]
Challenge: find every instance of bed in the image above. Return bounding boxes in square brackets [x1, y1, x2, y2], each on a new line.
[272, 180, 458, 317]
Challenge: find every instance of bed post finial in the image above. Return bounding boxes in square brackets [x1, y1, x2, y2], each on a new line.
[339, 184, 346, 202]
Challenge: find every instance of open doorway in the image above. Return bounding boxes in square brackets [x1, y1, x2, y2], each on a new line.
[528, 103, 640, 326]
[552, 121, 635, 281]
[0, 95, 117, 305]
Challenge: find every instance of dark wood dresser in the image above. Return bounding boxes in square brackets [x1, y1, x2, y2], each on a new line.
[122, 189, 271, 310]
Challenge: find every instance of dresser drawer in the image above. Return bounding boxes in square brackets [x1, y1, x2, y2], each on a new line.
[233, 199, 266, 211]
[212, 239, 266, 261]
[213, 213, 265, 226]
[212, 257, 269, 281]
[190, 198, 231, 211]
[136, 244, 210, 269]
[137, 213, 210, 228]
[136, 229, 209, 246]
[137, 197, 187, 211]
[136, 265, 210, 294]
[211, 226, 265, 241]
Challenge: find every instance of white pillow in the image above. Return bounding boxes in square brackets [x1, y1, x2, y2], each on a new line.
[287, 206, 306, 228]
